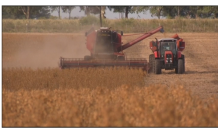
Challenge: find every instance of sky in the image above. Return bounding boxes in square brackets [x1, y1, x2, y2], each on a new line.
[51, 6, 160, 19]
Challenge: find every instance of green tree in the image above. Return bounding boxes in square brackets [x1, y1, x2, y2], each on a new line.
[79, 6, 106, 19]
[108, 6, 134, 19]
[62, 6, 76, 19]
[201, 6, 218, 18]
[131, 6, 149, 14]
[2, 6, 24, 19]
[20, 6, 30, 19]
[162, 6, 178, 19]
[152, 6, 218, 19]
[79, 6, 99, 16]
[2, 6, 50, 19]
[177, 6, 191, 18]
[210, 6, 218, 18]
[149, 6, 164, 19]
[34, 6, 51, 19]
[50, 6, 62, 19]
[177, 6, 205, 19]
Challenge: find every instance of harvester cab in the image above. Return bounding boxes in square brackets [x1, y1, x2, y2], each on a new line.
[59, 26, 164, 71]
[85, 27, 124, 60]
[149, 34, 185, 74]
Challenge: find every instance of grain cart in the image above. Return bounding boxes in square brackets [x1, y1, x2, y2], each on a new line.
[149, 34, 185, 74]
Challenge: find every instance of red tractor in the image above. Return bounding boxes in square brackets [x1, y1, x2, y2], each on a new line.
[59, 26, 164, 70]
[149, 34, 185, 74]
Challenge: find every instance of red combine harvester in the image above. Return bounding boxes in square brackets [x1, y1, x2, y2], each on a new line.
[59, 26, 164, 70]
[149, 34, 185, 74]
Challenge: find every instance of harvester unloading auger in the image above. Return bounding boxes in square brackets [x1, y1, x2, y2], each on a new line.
[59, 26, 164, 71]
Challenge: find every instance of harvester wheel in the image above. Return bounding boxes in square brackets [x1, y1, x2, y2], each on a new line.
[84, 55, 92, 61]
[178, 59, 184, 74]
[154, 59, 161, 74]
[149, 54, 155, 73]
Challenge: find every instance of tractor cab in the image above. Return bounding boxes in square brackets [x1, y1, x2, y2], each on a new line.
[159, 38, 177, 59]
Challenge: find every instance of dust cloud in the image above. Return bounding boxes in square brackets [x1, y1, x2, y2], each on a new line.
[3, 34, 90, 69]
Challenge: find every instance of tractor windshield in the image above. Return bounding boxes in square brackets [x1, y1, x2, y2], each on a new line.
[160, 41, 176, 55]
[95, 31, 114, 53]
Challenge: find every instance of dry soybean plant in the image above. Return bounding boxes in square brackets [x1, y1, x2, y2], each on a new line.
[2, 67, 218, 127]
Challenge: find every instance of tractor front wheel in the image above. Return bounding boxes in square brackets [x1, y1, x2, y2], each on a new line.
[155, 59, 161, 74]
[178, 59, 184, 74]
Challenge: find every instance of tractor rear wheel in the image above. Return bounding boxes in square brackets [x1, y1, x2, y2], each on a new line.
[155, 59, 161, 74]
[149, 54, 155, 73]
[178, 59, 184, 74]
[182, 55, 185, 73]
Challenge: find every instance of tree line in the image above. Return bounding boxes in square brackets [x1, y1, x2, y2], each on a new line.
[2, 6, 218, 19]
